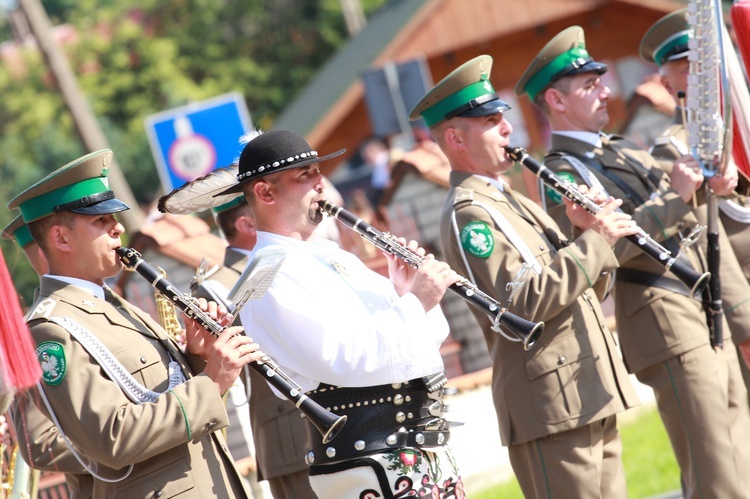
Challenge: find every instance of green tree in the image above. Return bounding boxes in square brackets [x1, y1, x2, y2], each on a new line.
[0, 0, 388, 304]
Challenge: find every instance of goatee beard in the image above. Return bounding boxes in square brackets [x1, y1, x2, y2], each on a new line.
[307, 205, 323, 225]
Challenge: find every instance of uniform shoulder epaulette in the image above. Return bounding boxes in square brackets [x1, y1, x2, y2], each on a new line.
[453, 188, 474, 206]
[604, 133, 625, 142]
[27, 296, 59, 322]
[543, 151, 570, 167]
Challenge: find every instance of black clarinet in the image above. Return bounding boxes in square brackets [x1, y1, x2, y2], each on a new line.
[318, 201, 544, 350]
[505, 146, 711, 297]
[116, 247, 347, 444]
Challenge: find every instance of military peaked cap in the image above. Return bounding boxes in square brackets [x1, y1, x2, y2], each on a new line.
[640, 9, 691, 67]
[7, 150, 129, 223]
[515, 26, 608, 101]
[409, 55, 510, 128]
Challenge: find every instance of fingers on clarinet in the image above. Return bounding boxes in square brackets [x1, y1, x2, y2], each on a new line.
[406, 239, 421, 253]
[206, 300, 219, 318]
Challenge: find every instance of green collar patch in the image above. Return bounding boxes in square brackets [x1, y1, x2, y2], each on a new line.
[460, 221, 494, 258]
[37, 341, 66, 386]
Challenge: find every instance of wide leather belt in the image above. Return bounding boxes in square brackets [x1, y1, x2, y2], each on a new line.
[616, 268, 693, 298]
[306, 428, 452, 467]
[304, 373, 457, 466]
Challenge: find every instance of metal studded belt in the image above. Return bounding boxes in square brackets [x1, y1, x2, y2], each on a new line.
[304, 373, 459, 466]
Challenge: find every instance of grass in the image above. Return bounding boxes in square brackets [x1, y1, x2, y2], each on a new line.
[470, 406, 680, 499]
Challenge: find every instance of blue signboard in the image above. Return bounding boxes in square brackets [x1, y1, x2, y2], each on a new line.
[145, 92, 252, 193]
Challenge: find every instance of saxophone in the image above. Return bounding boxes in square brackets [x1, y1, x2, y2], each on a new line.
[1, 440, 37, 499]
[1, 440, 7, 496]
[154, 266, 185, 347]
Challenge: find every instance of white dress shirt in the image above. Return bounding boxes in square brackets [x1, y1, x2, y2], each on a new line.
[239, 231, 449, 393]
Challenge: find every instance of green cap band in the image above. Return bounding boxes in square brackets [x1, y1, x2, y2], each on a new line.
[212, 196, 245, 215]
[20, 176, 110, 222]
[421, 79, 496, 127]
[13, 223, 34, 248]
[524, 46, 591, 101]
[653, 31, 691, 67]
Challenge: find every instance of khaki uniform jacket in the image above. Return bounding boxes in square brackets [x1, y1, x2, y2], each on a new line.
[545, 133, 711, 373]
[650, 116, 750, 345]
[440, 172, 639, 446]
[211, 248, 310, 481]
[23, 276, 248, 498]
[12, 390, 94, 498]
[13, 286, 93, 497]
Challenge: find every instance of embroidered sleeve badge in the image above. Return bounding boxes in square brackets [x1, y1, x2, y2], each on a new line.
[37, 341, 66, 386]
[460, 221, 494, 258]
[544, 171, 576, 205]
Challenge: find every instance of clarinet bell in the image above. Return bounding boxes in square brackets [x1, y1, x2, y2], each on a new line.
[668, 258, 711, 298]
[497, 311, 545, 351]
[306, 407, 348, 444]
[690, 271, 711, 298]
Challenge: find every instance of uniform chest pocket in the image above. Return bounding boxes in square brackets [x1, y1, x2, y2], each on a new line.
[525, 330, 606, 424]
[115, 344, 167, 389]
[115, 458, 195, 498]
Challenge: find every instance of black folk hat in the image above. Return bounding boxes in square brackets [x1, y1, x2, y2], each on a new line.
[217, 130, 346, 196]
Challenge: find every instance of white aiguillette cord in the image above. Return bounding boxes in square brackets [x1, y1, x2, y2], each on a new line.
[37, 316, 187, 483]
[450, 178, 541, 343]
[719, 198, 750, 223]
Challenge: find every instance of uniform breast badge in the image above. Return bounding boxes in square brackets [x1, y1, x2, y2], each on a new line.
[328, 258, 349, 279]
[36, 341, 66, 386]
[460, 221, 494, 258]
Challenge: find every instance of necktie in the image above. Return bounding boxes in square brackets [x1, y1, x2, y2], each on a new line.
[103, 287, 167, 340]
[503, 185, 566, 252]
[104, 288, 188, 372]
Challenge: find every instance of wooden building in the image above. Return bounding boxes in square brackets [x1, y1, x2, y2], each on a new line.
[275, 0, 685, 376]
[276, 0, 685, 183]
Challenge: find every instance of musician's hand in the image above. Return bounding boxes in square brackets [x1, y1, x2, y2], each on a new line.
[386, 238, 422, 296]
[568, 195, 638, 247]
[408, 255, 459, 312]
[708, 160, 738, 196]
[384, 238, 458, 309]
[671, 155, 704, 202]
[564, 184, 607, 228]
[183, 298, 235, 359]
[577, 183, 608, 205]
[202, 327, 262, 395]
